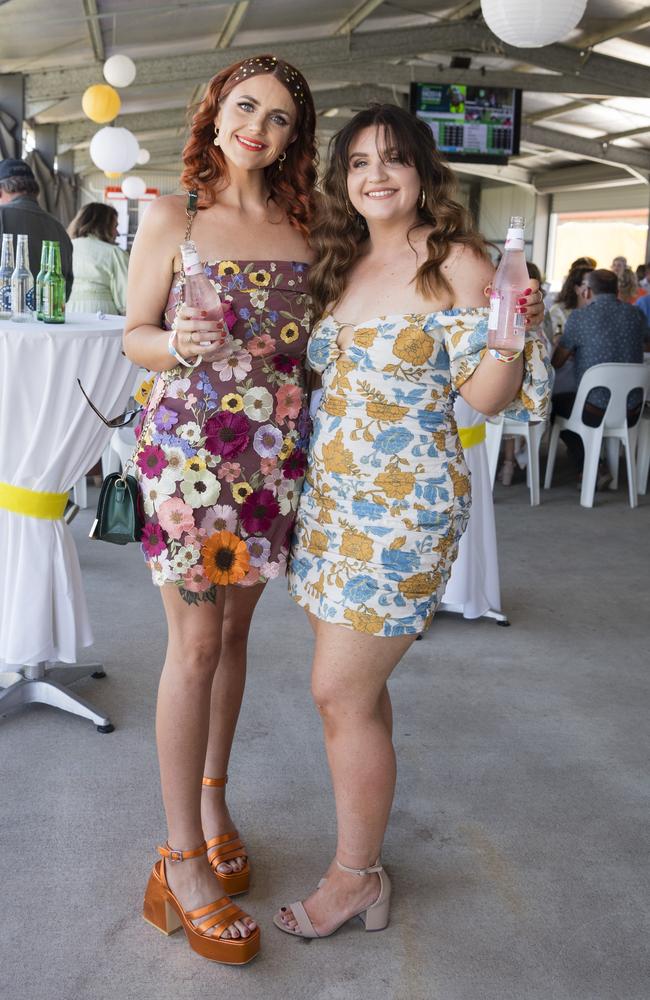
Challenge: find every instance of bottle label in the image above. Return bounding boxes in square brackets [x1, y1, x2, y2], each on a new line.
[0, 283, 10, 312]
[504, 229, 525, 251]
[488, 293, 500, 329]
[43, 286, 50, 317]
[26, 286, 35, 311]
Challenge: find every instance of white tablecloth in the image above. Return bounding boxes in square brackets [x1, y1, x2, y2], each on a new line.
[441, 396, 502, 619]
[0, 314, 134, 665]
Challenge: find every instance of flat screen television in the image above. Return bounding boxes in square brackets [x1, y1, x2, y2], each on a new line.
[410, 83, 521, 164]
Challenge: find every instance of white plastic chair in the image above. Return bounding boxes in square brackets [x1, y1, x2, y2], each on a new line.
[485, 415, 546, 506]
[544, 363, 650, 508]
[636, 409, 650, 495]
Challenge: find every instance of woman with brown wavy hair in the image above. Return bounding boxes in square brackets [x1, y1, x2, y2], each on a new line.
[276, 104, 550, 940]
[123, 55, 317, 964]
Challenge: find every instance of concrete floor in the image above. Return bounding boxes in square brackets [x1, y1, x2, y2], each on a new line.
[2, 462, 649, 1000]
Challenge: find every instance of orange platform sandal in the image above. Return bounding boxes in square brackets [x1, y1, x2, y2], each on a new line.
[142, 840, 260, 965]
[202, 775, 251, 896]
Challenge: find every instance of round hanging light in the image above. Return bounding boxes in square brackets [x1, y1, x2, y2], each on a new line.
[121, 175, 147, 200]
[136, 148, 151, 166]
[481, 0, 587, 47]
[105, 171, 123, 180]
[81, 84, 121, 124]
[90, 126, 140, 174]
[103, 54, 137, 88]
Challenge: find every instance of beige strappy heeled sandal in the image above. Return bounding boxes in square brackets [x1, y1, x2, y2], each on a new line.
[202, 775, 250, 896]
[273, 860, 391, 938]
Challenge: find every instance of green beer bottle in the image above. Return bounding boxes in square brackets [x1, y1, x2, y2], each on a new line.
[42, 241, 65, 324]
[35, 240, 51, 321]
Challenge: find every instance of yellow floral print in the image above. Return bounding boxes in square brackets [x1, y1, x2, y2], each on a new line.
[221, 393, 244, 412]
[249, 269, 271, 286]
[231, 481, 253, 504]
[288, 308, 551, 636]
[217, 261, 241, 276]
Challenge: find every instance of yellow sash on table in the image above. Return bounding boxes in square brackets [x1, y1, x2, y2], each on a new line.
[0, 482, 68, 520]
[457, 423, 486, 450]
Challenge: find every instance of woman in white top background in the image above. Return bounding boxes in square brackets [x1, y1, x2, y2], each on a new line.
[67, 202, 129, 315]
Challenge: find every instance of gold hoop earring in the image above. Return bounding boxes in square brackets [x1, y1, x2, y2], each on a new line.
[213, 127, 220, 147]
[277, 151, 287, 171]
[418, 189, 426, 209]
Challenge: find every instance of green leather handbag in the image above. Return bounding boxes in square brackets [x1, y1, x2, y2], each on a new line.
[89, 472, 144, 545]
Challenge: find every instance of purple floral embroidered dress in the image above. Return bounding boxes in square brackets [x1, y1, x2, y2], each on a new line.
[135, 259, 311, 602]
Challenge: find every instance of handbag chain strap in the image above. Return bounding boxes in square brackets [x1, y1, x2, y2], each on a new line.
[123, 190, 199, 481]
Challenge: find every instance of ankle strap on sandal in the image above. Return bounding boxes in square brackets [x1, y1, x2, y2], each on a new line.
[202, 775, 228, 787]
[336, 859, 383, 876]
[157, 840, 207, 863]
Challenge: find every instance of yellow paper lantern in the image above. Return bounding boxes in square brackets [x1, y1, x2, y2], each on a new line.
[82, 84, 121, 124]
[104, 171, 122, 179]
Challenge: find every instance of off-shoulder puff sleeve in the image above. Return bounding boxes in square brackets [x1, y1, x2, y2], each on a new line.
[440, 308, 552, 422]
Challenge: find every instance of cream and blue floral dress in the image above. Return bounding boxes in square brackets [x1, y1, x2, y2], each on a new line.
[288, 308, 551, 636]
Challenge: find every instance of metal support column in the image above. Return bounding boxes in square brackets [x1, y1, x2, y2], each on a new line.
[0, 73, 25, 158]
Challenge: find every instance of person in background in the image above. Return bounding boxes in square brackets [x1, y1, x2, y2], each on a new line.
[66, 203, 129, 315]
[638, 261, 650, 289]
[543, 255, 596, 311]
[611, 255, 627, 279]
[552, 268, 648, 486]
[618, 266, 646, 305]
[0, 158, 73, 298]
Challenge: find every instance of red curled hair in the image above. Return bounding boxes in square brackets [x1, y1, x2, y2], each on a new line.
[180, 55, 318, 240]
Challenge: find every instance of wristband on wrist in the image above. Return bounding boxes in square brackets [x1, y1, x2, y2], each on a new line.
[488, 348, 522, 364]
[168, 327, 202, 369]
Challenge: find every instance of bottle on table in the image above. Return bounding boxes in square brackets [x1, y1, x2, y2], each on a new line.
[0, 233, 14, 320]
[10, 234, 35, 323]
[35, 240, 51, 321]
[42, 241, 66, 324]
[487, 215, 529, 353]
[180, 240, 227, 347]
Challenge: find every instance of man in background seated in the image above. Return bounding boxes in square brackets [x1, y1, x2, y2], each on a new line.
[551, 268, 648, 484]
[0, 158, 73, 298]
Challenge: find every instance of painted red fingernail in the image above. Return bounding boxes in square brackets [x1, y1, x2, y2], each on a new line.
[517, 297, 527, 304]
[523, 287, 532, 295]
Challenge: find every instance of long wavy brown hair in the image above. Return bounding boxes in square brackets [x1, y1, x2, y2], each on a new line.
[555, 265, 594, 311]
[68, 202, 118, 243]
[180, 56, 317, 239]
[309, 103, 488, 319]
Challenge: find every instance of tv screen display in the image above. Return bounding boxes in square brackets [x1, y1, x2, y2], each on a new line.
[410, 83, 521, 164]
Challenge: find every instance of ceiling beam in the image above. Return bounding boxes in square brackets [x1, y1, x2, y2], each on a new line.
[522, 124, 650, 174]
[214, 0, 250, 48]
[446, 0, 482, 20]
[81, 0, 104, 62]
[525, 97, 605, 124]
[59, 85, 400, 150]
[334, 0, 386, 36]
[534, 162, 646, 193]
[599, 124, 650, 144]
[25, 22, 650, 105]
[573, 6, 650, 50]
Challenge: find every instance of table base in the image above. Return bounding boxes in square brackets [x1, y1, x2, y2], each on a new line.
[0, 662, 114, 732]
[438, 601, 511, 626]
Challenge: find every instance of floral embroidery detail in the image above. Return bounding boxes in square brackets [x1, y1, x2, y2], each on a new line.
[137, 259, 311, 600]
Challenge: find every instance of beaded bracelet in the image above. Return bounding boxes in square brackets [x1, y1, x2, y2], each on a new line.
[488, 348, 522, 364]
[168, 327, 202, 369]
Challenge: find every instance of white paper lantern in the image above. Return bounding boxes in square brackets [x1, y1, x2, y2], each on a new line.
[103, 54, 137, 88]
[121, 175, 147, 200]
[481, 0, 587, 47]
[136, 148, 151, 166]
[89, 126, 140, 173]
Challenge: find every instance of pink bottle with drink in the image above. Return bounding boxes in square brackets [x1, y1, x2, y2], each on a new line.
[487, 215, 529, 353]
[180, 240, 228, 348]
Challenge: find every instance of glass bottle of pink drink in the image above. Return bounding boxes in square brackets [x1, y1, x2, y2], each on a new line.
[179, 240, 228, 347]
[487, 216, 529, 352]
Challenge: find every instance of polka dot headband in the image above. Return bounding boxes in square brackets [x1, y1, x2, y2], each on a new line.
[224, 55, 307, 106]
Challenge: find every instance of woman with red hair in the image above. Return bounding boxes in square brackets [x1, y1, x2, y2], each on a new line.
[124, 55, 317, 964]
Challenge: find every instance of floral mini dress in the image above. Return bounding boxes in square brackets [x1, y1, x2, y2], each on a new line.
[135, 260, 311, 602]
[288, 309, 551, 636]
